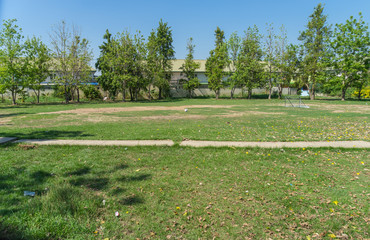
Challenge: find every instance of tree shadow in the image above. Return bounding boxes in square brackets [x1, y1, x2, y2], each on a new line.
[70, 177, 109, 191]
[119, 195, 144, 205]
[0, 130, 94, 140]
[117, 174, 151, 182]
[65, 167, 90, 176]
[0, 222, 31, 240]
[0, 113, 30, 119]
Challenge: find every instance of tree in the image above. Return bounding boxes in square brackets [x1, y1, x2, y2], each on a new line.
[264, 23, 277, 99]
[206, 27, 229, 99]
[179, 37, 200, 98]
[68, 34, 93, 102]
[298, 3, 331, 100]
[96, 29, 120, 100]
[226, 31, 242, 99]
[275, 25, 289, 99]
[237, 25, 264, 99]
[24, 36, 51, 103]
[50, 21, 93, 103]
[49, 21, 72, 103]
[147, 20, 175, 99]
[280, 44, 300, 95]
[329, 13, 370, 100]
[0, 19, 26, 105]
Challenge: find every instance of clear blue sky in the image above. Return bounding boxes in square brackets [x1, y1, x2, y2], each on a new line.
[1, 0, 369, 63]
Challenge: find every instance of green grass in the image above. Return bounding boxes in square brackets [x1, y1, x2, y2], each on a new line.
[1, 98, 369, 142]
[0, 144, 368, 239]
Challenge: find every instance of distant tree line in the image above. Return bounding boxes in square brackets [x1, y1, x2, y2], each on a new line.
[0, 3, 369, 104]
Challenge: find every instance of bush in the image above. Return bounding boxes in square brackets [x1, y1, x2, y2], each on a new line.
[81, 85, 102, 100]
[52, 85, 72, 101]
[352, 86, 370, 99]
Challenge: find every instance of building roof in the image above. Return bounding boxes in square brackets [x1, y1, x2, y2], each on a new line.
[171, 59, 207, 72]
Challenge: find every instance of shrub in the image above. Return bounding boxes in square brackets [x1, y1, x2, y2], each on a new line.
[352, 86, 370, 99]
[81, 85, 102, 100]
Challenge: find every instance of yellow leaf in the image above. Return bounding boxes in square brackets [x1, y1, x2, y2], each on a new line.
[328, 233, 336, 238]
[306, 236, 311, 240]
[333, 201, 338, 205]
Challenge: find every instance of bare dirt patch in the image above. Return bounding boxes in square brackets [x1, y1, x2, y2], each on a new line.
[309, 103, 370, 113]
[38, 105, 236, 115]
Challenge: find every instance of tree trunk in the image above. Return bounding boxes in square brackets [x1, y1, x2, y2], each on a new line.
[148, 86, 152, 101]
[64, 85, 69, 104]
[268, 78, 272, 100]
[158, 88, 162, 100]
[11, 90, 16, 105]
[309, 83, 315, 100]
[122, 89, 126, 102]
[358, 85, 362, 100]
[189, 89, 192, 99]
[278, 84, 282, 99]
[215, 89, 219, 100]
[77, 87, 80, 103]
[37, 89, 40, 104]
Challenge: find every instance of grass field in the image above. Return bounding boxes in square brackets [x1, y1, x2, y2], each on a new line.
[0, 145, 368, 239]
[0, 99, 369, 142]
[0, 98, 369, 239]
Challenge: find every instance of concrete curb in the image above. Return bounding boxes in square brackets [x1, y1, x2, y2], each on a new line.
[16, 139, 175, 146]
[0, 137, 17, 144]
[179, 140, 370, 148]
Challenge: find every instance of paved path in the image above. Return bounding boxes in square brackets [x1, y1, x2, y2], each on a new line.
[180, 140, 370, 148]
[11, 139, 370, 148]
[0, 137, 17, 144]
[15, 139, 175, 146]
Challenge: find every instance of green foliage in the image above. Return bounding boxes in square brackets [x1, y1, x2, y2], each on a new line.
[226, 31, 243, 99]
[24, 36, 51, 103]
[329, 13, 370, 100]
[50, 21, 93, 103]
[237, 25, 264, 99]
[206, 27, 229, 99]
[298, 3, 331, 100]
[352, 86, 370, 99]
[81, 85, 102, 100]
[147, 19, 175, 99]
[52, 85, 72, 101]
[180, 37, 200, 98]
[0, 19, 27, 104]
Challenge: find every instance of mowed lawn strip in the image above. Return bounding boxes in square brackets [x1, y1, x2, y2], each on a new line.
[0, 144, 368, 239]
[1, 99, 369, 142]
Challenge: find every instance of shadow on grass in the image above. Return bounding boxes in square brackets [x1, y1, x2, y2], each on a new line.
[0, 130, 94, 140]
[0, 113, 30, 119]
[65, 167, 90, 176]
[119, 195, 144, 205]
[0, 222, 31, 240]
[117, 174, 151, 182]
[70, 177, 109, 191]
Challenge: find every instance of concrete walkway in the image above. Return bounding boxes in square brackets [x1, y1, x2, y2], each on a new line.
[15, 139, 175, 146]
[11, 139, 370, 148]
[0, 137, 17, 144]
[180, 140, 370, 148]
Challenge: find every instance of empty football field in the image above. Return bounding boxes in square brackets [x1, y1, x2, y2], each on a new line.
[0, 99, 369, 239]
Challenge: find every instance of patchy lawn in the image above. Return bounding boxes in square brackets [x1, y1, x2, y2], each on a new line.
[0, 144, 368, 239]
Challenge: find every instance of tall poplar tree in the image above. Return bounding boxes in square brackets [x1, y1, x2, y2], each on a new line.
[180, 37, 200, 98]
[238, 26, 264, 99]
[298, 3, 331, 100]
[206, 27, 229, 99]
[147, 20, 175, 99]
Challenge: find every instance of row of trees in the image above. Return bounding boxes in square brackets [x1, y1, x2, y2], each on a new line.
[1, 4, 369, 104]
[0, 19, 93, 104]
[96, 19, 175, 101]
[205, 4, 369, 101]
